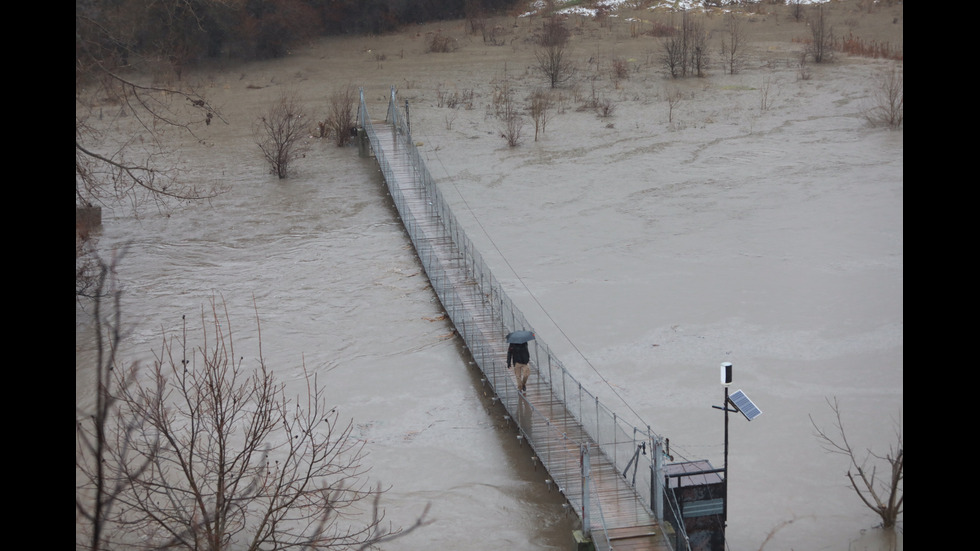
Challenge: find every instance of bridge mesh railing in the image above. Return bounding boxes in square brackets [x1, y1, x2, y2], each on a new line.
[360, 88, 690, 551]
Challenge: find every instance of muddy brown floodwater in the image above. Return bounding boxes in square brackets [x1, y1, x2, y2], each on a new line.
[76, 140, 582, 549]
[78, 1, 902, 549]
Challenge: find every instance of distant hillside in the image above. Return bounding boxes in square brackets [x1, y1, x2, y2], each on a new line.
[75, 0, 522, 72]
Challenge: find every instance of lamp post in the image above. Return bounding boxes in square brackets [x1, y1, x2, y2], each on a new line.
[715, 362, 735, 546]
[712, 362, 762, 550]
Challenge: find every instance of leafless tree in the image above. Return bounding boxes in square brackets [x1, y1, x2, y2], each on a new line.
[661, 10, 709, 78]
[759, 75, 775, 111]
[689, 15, 709, 78]
[662, 33, 683, 79]
[323, 85, 358, 147]
[610, 57, 630, 86]
[426, 31, 458, 53]
[797, 49, 812, 81]
[534, 13, 574, 89]
[255, 91, 310, 179]
[75, 5, 230, 300]
[464, 0, 488, 38]
[75, 5, 226, 214]
[501, 97, 525, 148]
[528, 88, 554, 142]
[791, 0, 806, 22]
[807, 4, 834, 63]
[536, 42, 576, 89]
[445, 109, 459, 131]
[666, 86, 683, 124]
[463, 0, 507, 46]
[865, 66, 903, 129]
[721, 12, 748, 75]
[490, 77, 524, 147]
[583, 72, 601, 111]
[538, 14, 570, 48]
[595, 97, 616, 118]
[76, 252, 151, 551]
[810, 397, 903, 530]
[77, 288, 431, 550]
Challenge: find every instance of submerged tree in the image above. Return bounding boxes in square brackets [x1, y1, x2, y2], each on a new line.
[255, 91, 310, 179]
[721, 11, 748, 75]
[865, 65, 903, 129]
[493, 78, 524, 147]
[76, 274, 430, 550]
[321, 85, 358, 147]
[534, 15, 574, 88]
[810, 397, 903, 530]
[662, 10, 709, 78]
[807, 4, 834, 63]
[528, 88, 554, 142]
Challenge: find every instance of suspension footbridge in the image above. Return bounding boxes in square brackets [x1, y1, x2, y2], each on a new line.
[357, 87, 711, 551]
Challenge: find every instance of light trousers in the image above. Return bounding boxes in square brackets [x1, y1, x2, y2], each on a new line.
[514, 362, 529, 391]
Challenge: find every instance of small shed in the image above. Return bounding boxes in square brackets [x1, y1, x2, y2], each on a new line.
[664, 460, 725, 551]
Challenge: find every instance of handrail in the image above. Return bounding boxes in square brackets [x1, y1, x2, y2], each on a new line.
[360, 87, 689, 551]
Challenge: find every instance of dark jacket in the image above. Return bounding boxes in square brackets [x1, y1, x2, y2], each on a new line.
[507, 342, 530, 366]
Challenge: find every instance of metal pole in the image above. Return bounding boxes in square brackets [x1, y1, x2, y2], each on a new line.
[405, 99, 411, 137]
[653, 434, 664, 519]
[581, 444, 591, 538]
[595, 396, 600, 442]
[723, 385, 729, 544]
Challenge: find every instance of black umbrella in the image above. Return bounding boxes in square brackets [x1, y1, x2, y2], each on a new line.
[506, 330, 535, 344]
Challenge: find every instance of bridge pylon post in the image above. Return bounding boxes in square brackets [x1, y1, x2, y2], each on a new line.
[652, 435, 665, 520]
[581, 443, 591, 538]
[357, 127, 370, 158]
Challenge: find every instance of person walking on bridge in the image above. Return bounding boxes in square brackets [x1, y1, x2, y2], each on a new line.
[507, 340, 531, 393]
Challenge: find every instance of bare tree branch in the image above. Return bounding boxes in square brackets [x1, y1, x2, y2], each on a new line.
[809, 397, 903, 529]
[865, 65, 903, 129]
[77, 285, 431, 550]
[76, 251, 158, 551]
[76, 7, 228, 214]
[320, 85, 358, 147]
[255, 91, 310, 179]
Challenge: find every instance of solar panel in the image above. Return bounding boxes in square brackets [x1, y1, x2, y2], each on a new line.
[729, 389, 762, 421]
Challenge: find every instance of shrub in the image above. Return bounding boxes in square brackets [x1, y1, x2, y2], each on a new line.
[807, 5, 834, 63]
[645, 21, 676, 38]
[865, 66, 903, 129]
[611, 57, 630, 82]
[254, 91, 309, 178]
[324, 85, 357, 147]
[426, 32, 458, 53]
[837, 33, 903, 61]
[539, 15, 570, 47]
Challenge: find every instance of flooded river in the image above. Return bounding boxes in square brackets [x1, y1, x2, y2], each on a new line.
[75, 139, 578, 550]
[77, 10, 903, 545]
